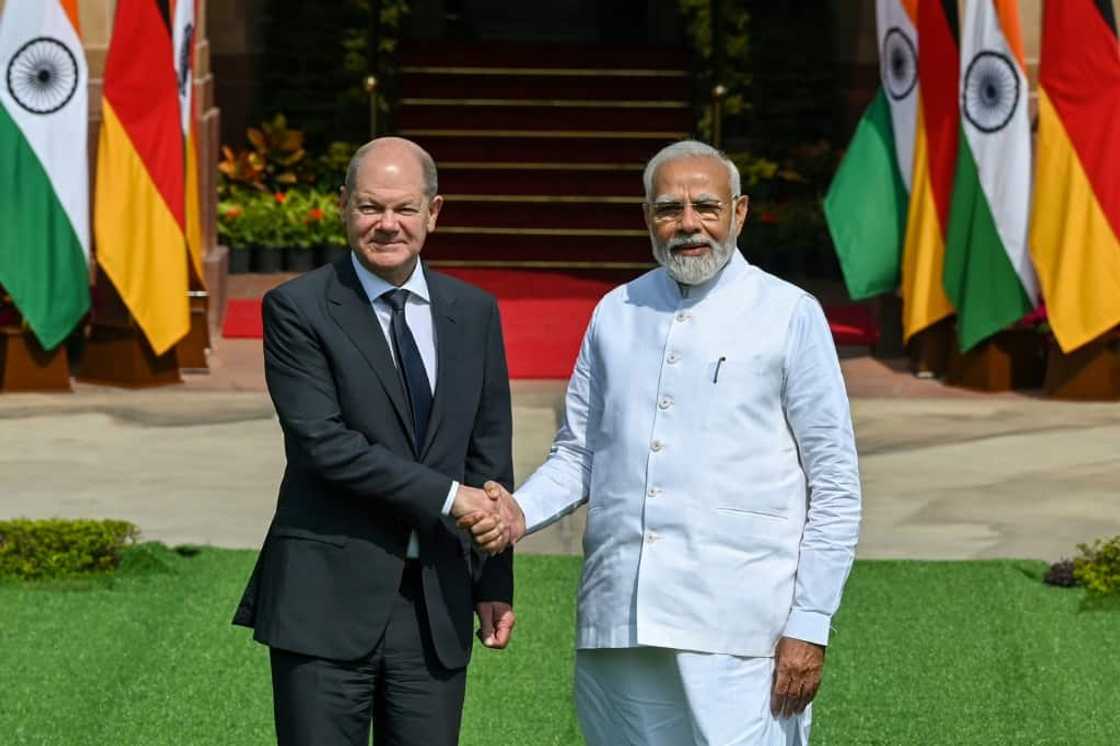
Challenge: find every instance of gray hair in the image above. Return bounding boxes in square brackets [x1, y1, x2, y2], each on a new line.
[642, 140, 741, 200]
[344, 137, 439, 199]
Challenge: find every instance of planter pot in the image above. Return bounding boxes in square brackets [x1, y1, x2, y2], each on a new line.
[228, 248, 252, 274]
[252, 247, 284, 273]
[285, 246, 315, 273]
[320, 244, 350, 265]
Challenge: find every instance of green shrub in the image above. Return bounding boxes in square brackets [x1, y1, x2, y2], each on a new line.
[1074, 535, 1120, 598]
[0, 519, 138, 581]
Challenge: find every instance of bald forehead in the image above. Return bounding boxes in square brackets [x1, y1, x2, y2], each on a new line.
[345, 137, 438, 197]
[356, 143, 423, 179]
[649, 155, 734, 199]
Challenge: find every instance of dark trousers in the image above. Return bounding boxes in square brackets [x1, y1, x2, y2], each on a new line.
[270, 563, 467, 746]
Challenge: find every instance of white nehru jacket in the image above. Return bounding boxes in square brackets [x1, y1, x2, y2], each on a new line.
[516, 251, 862, 657]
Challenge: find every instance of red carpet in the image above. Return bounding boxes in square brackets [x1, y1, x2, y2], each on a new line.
[222, 298, 264, 339]
[223, 269, 880, 379]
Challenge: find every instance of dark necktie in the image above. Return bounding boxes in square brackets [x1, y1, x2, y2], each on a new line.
[383, 289, 432, 451]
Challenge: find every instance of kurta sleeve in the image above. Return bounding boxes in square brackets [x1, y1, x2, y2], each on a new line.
[780, 295, 862, 646]
[515, 303, 602, 532]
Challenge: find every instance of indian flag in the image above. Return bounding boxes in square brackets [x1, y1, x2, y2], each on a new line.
[1029, 0, 1120, 353]
[943, 0, 1039, 352]
[0, 0, 90, 351]
[824, 0, 917, 300]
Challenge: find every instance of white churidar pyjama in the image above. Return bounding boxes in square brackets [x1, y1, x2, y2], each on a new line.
[575, 647, 811, 746]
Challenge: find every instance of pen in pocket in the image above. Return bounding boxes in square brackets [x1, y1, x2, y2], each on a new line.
[713, 356, 726, 383]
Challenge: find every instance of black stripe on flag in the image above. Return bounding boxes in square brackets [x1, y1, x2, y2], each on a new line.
[155, 0, 172, 32]
[1094, 0, 1118, 37]
[940, 0, 959, 42]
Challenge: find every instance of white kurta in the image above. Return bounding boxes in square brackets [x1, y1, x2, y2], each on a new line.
[516, 251, 862, 655]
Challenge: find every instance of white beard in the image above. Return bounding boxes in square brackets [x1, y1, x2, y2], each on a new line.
[651, 233, 737, 286]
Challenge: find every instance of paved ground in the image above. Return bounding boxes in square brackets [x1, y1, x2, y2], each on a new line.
[2, 336, 1118, 561]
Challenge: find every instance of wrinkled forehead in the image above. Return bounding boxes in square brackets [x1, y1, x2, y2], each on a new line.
[649, 156, 734, 201]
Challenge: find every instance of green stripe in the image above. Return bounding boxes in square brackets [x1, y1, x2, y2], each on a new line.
[823, 88, 908, 300]
[0, 103, 90, 351]
[943, 128, 1031, 352]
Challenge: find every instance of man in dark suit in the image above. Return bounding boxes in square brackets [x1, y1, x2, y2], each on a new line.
[233, 137, 515, 746]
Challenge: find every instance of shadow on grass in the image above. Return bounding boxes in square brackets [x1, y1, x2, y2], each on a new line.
[1079, 594, 1120, 613]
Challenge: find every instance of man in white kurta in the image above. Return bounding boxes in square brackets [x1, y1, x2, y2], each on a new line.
[469, 141, 861, 745]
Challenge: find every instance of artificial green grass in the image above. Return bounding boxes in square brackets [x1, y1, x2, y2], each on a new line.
[0, 549, 1116, 744]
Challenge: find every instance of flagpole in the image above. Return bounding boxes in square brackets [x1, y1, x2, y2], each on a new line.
[366, 0, 381, 138]
[709, 0, 724, 148]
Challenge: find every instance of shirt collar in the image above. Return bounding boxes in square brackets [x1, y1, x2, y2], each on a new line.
[350, 253, 431, 305]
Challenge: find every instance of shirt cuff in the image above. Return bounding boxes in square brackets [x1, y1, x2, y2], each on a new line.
[514, 492, 547, 535]
[783, 609, 832, 647]
[441, 481, 459, 516]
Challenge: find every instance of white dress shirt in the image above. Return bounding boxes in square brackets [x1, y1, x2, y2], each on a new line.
[350, 253, 457, 557]
[515, 251, 861, 656]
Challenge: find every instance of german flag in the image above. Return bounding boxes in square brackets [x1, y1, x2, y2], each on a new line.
[1029, 0, 1120, 352]
[899, 0, 958, 342]
[94, 0, 188, 355]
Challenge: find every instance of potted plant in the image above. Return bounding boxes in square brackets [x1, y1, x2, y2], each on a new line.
[248, 192, 285, 273]
[218, 200, 251, 274]
[303, 190, 348, 266]
[277, 191, 316, 272]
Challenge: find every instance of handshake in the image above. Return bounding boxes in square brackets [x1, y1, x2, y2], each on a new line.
[450, 481, 526, 555]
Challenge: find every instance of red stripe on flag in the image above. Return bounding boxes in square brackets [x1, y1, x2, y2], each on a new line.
[917, 0, 960, 235]
[1040, 0, 1120, 241]
[102, 0, 184, 229]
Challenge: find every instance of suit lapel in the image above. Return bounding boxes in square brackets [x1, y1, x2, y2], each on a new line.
[325, 257, 417, 450]
[422, 269, 463, 460]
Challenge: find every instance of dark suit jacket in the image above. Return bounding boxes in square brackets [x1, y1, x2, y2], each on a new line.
[232, 255, 514, 670]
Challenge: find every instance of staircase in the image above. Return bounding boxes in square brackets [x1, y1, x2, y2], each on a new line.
[397, 41, 692, 274]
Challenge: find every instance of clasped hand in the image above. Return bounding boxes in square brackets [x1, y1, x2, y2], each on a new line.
[450, 481, 525, 555]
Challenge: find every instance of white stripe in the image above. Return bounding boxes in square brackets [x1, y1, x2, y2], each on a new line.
[960, 0, 1039, 301]
[173, 0, 195, 135]
[0, 0, 89, 259]
[877, 0, 919, 193]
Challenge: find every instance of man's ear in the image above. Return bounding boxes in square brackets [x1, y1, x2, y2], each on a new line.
[734, 194, 750, 234]
[338, 186, 348, 214]
[426, 195, 444, 231]
[642, 202, 654, 234]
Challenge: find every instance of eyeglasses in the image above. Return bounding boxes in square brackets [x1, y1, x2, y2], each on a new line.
[646, 197, 740, 224]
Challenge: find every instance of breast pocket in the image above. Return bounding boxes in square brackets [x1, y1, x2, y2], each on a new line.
[702, 358, 780, 433]
[701, 357, 792, 519]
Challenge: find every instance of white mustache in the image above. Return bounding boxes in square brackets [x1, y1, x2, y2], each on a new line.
[667, 238, 712, 251]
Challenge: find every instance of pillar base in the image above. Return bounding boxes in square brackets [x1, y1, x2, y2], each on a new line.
[906, 317, 954, 378]
[945, 330, 1047, 392]
[0, 327, 71, 392]
[76, 324, 181, 388]
[1043, 331, 1120, 401]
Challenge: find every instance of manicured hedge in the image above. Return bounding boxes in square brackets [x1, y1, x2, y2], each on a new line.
[0, 519, 138, 580]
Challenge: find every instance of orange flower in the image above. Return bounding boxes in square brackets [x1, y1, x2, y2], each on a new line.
[759, 210, 779, 225]
[274, 192, 287, 204]
[307, 207, 324, 221]
[224, 205, 243, 219]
